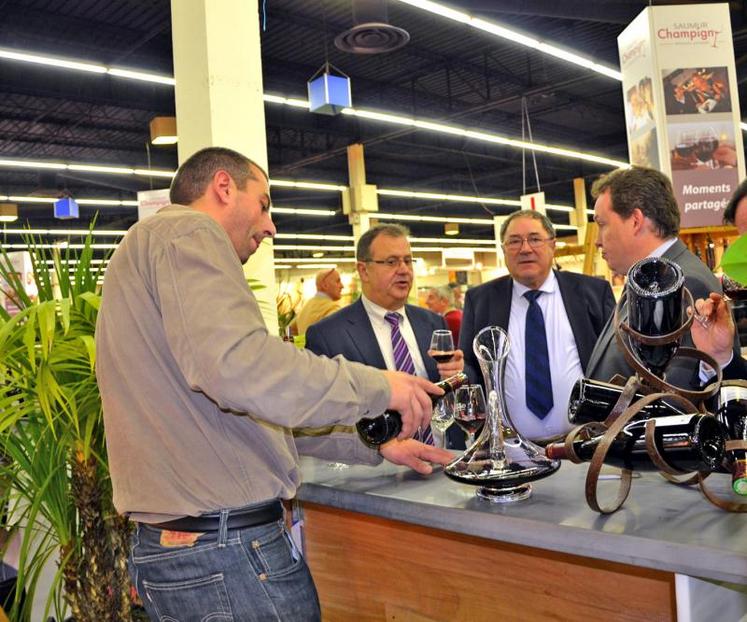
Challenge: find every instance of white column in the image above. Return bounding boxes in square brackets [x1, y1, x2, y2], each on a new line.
[171, 0, 279, 335]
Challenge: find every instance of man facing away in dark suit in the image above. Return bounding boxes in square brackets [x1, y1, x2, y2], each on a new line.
[306, 223, 467, 449]
[586, 166, 740, 388]
[460, 210, 616, 442]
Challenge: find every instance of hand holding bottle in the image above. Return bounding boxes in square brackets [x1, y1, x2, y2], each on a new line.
[382, 370, 444, 439]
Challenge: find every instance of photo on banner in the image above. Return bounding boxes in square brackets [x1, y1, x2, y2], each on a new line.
[630, 127, 660, 169]
[662, 66, 731, 116]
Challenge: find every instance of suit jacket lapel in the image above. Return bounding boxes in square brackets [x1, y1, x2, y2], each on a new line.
[494, 277, 512, 330]
[346, 299, 387, 369]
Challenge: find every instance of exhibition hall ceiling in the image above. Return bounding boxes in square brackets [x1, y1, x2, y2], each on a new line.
[0, 0, 745, 258]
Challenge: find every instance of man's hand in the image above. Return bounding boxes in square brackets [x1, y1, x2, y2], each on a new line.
[430, 348, 465, 379]
[690, 292, 735, 365]
[383, 371, 443, 440]
[379, 438, 453, 475]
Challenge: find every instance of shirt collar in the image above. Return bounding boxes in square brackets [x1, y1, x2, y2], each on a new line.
[648, 237, 678, 258]
[511, 270, 557, 299]
[361, 294, 406, 322]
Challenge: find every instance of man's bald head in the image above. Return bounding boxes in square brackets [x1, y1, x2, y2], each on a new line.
[316, 268, 343, 301]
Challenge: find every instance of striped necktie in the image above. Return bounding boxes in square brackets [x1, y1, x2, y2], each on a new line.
[384, 312, 433, 444]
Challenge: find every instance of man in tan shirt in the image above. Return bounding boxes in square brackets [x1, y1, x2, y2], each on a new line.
[293, 268, 343, 334]
[95, 147, 450, 621]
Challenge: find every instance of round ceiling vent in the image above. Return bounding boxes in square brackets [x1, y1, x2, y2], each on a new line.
[334, 22, 410, 54]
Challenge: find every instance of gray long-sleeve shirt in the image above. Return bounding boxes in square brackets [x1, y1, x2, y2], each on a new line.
[96, 206, 388, 523]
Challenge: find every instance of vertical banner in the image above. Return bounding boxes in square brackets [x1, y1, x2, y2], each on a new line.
[137, 188, 171, 222]
[618, 4, 744, 228]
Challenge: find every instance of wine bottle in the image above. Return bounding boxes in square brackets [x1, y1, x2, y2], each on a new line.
[357, 372, 468, 447]
[546, 413, 726, 473]
[716, 385, 747, 495]
[568, 377, 688, 425]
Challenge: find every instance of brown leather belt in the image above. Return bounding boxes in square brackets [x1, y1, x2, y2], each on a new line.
[150, 500, 283, 532]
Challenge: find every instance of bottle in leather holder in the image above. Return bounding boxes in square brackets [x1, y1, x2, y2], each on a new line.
[568, 377, 688, 425]
[716, 384, 747, 495]
[546, 413, 726, 473]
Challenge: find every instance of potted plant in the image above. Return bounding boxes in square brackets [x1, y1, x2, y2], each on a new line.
[0, 235, 136, 621]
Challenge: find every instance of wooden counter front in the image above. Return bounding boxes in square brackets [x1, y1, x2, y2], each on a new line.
[303, 502, 676, 622]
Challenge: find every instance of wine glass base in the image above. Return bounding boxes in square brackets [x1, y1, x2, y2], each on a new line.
[476, 483, 532, 503]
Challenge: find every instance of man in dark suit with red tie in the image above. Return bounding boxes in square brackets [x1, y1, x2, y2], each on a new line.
[306, 224, 466, 449]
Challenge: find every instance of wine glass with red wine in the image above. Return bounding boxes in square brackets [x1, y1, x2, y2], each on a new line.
[454, 385, 487, 447]
[429, 329, 455, 364]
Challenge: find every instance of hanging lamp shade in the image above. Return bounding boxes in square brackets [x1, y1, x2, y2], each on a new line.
[150, 116, 177, 145]
[0, 203, 18, 222]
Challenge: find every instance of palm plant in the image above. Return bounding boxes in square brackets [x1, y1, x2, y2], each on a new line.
[0, 234, 133, 621]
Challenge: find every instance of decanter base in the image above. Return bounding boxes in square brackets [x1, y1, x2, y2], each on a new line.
[476, 482, 532, 503]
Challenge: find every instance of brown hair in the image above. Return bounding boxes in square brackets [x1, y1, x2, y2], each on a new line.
[591, 166, 679, 238]
[170, 147, 267, 205]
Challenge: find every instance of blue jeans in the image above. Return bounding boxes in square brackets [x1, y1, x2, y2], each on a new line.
[129, 515, 321, 622]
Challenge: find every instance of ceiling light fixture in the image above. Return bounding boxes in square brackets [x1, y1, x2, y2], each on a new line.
[392, 0, 622, 80]
[339, 107, 628, 168]
[444, 223, 459, 236]
[312, 251, 325, 258]
[0, 158, 173, 178]
[150, 117, 178, 145]
[0, 47, 174, 85]
[0, 203, 18, 222]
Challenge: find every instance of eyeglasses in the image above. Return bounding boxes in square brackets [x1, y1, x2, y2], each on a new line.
[364, 256, 414, 268]
[502, 235, 555, 252]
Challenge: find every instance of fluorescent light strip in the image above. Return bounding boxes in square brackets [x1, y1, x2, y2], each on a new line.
[0, 44, 742, 146]
[1, 228, 126, 236]
[3, 194, 330, 214]
[275, 233, 354, 241]
[270, 179, 346, 192]
[376, 188, 573, 213]
[275, 257, 357, 263]
[410, 236, 496, 245]
[1, 243, 118, 249]
[44, 259, 108, 265]
[741, 122, 747, 132]
[286, 264, 341, 270]
[274, 245, 355, 252]
[340, 108, 628, 169]
[272, 207, 336, 216]
[0, 47, 175, 85]
[0, 158, 174, 178]
[0, 163, 580, 212]
[393, 0, 622, 81]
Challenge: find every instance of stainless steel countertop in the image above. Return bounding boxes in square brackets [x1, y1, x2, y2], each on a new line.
[297, 455, 747, 584]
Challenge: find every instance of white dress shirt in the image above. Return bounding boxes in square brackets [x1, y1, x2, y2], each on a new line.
[360, 295, 428, 378]
[504, 272, 583, 440]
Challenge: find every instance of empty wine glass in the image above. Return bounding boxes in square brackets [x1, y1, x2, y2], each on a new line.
[454, 385, 487, 447]
[431, 392, 456, 448]
[429, 329, 455, 364]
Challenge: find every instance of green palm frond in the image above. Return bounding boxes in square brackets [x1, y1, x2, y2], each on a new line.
[0, 223, 131, 621]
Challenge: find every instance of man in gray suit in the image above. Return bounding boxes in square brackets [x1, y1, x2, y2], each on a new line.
[585, 166, 730, 388]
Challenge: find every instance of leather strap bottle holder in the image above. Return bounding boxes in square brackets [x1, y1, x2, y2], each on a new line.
[613, 290, 721, 404]
[584, 392, 701, 514]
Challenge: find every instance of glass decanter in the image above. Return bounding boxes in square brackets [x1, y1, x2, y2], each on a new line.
[444, 326, 560, 502]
